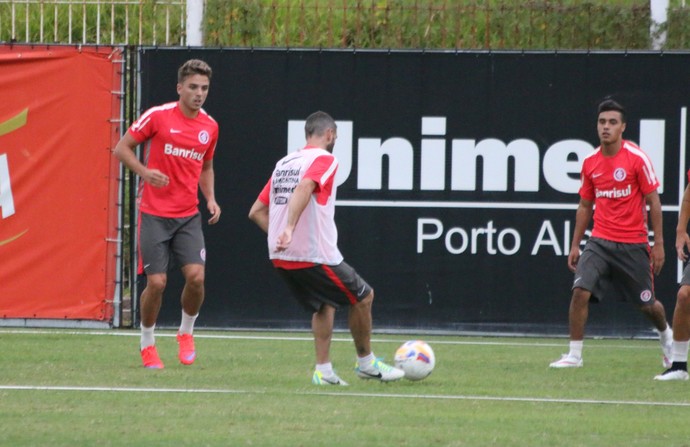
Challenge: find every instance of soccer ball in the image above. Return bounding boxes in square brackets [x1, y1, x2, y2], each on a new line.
[394, 340, 435, 381]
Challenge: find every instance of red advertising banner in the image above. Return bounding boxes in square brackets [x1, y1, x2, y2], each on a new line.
[0, 45, 122, 321]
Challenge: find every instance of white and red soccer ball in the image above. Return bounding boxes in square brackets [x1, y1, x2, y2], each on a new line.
[394, 340, 436, 381]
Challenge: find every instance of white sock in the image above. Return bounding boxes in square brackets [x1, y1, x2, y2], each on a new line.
[179, 310, 198, 335]
[357, 353, 375, 369]
[569, 340, 583, 359]
[316, 362, 334, 376]
[140, 324, 155, 349]
[672, 341, 689, 363]
[659, 326, 673, 345]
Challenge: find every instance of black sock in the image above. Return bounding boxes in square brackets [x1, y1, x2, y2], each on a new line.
[671, 361, 688, 371]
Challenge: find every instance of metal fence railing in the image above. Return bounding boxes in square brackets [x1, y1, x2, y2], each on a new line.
[0, 0, 185, 46]
[1, 1, 690, 52]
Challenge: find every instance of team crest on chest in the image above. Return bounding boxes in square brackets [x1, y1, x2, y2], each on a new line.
[198, 130, 210, 144]
[613, 168, 626, 182]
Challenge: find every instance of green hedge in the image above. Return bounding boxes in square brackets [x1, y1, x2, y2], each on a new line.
[1, 0, 690, 50]
[203, 0, 690, 50]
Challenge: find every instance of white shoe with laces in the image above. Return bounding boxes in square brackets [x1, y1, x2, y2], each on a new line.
[355, 357, 405, 382]
[312, 370, 349, 386]
[654, 369, 689, 381]
[549, 354, 583, 368]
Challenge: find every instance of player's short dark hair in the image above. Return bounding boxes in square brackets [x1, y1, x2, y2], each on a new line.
[178, 59, 212, 84]
[304, 111, 337, 138]
[598, 99, 626, 123]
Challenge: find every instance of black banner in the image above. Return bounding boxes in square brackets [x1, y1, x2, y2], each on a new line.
[137, 48, 690, 336]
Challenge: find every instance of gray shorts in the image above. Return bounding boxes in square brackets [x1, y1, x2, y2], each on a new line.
[680, 264, 690, 287]
[573, 237, 655, 306]
[139, 212, 206, 275]
[275, 261, 372, 313]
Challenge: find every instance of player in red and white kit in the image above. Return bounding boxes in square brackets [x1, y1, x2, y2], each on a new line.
[550, 99, 673, 369]
[114, 59, 220, 369]
[655, 172, 690, 381]
[248, 111, 404, 385]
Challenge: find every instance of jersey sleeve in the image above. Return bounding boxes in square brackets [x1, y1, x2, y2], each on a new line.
[578, 161, 595, 201]
[128, 107, 158, 143]
[303, 154, 338, 205]
[203, 121, 219, 161]
[257, 178, 271, 205]
[636, 157, 660, 196]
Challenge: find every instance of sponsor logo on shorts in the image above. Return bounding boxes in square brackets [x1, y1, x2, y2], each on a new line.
[200, 248, 206, 262]
[640, 289, 653, 302]
[198, 130, 210, 144]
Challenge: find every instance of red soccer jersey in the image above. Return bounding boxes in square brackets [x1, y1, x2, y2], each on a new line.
[579, 140, 659, 244]
[129, 101, 218, 217]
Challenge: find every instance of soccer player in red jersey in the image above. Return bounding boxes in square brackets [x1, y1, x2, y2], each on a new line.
[550, 99, 672, 369]
[248, 111, 404, 385]
[113, 59, 221, 369]
[655, 173, 690, 380]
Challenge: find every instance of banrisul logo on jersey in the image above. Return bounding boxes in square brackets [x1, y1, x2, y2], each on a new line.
[286, 110, 680, 259]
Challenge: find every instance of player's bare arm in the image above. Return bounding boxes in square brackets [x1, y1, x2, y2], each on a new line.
[568, 198, 594, 272]
[248, 199, 269, 233]
[199, 159, 220, 224]
[645, 190, 665, 275]
[676, 184, 690, 262]
[113, 132, 169, 188]
[275, 178, 317, 252]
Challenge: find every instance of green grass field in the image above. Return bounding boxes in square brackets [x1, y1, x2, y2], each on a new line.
[1, 329, 689, 446]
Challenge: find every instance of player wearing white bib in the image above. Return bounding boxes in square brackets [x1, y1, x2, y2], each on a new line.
[249, 111, 404, 385]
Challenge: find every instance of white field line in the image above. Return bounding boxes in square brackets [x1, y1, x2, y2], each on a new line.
[0, 328, 662, 350]
[1, 384, 689, 408]
[0, 330, 685, 408]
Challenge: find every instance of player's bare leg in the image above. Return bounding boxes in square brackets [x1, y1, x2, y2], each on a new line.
[348, 291, 373, 357]
[180, 263, 205, 315]
[568, 287, 591, 341]
[140, 272, 166, 328]
[312, 304, 335, 364]
[350, 291, 404, 381]
[654, 287, 689, 380]
[139, 272, 166, 368]
[550, 287, 589, 368]
[311, 304, 347, 385]
[673, 286, 690, 341]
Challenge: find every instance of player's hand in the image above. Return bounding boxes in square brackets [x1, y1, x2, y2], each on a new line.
[676, 232, 690, 262]
[143, 168, 169, 188]
[207, 200, 221, 225]
[275, 228, 293, 252]
[651, 243, 665, 275]
[567, 247, 580, 273]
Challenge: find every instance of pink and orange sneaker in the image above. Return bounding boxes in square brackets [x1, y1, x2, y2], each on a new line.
[140, 345, 164, 369]
[177, 333, 196, 365]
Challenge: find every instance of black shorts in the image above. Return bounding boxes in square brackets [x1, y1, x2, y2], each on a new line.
[573, 237, 655, 306]
[139, 212, 206, 275]
[275, 261, 372, 313]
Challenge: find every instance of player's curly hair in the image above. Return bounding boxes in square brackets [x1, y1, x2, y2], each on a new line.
[178, 59, 212, 84]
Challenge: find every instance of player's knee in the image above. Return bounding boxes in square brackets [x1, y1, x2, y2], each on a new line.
[677, 286, 690, 306]
[571, 287, 590, 303]
[146, 274, 167, 292]
[183, 266, 205, 287]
